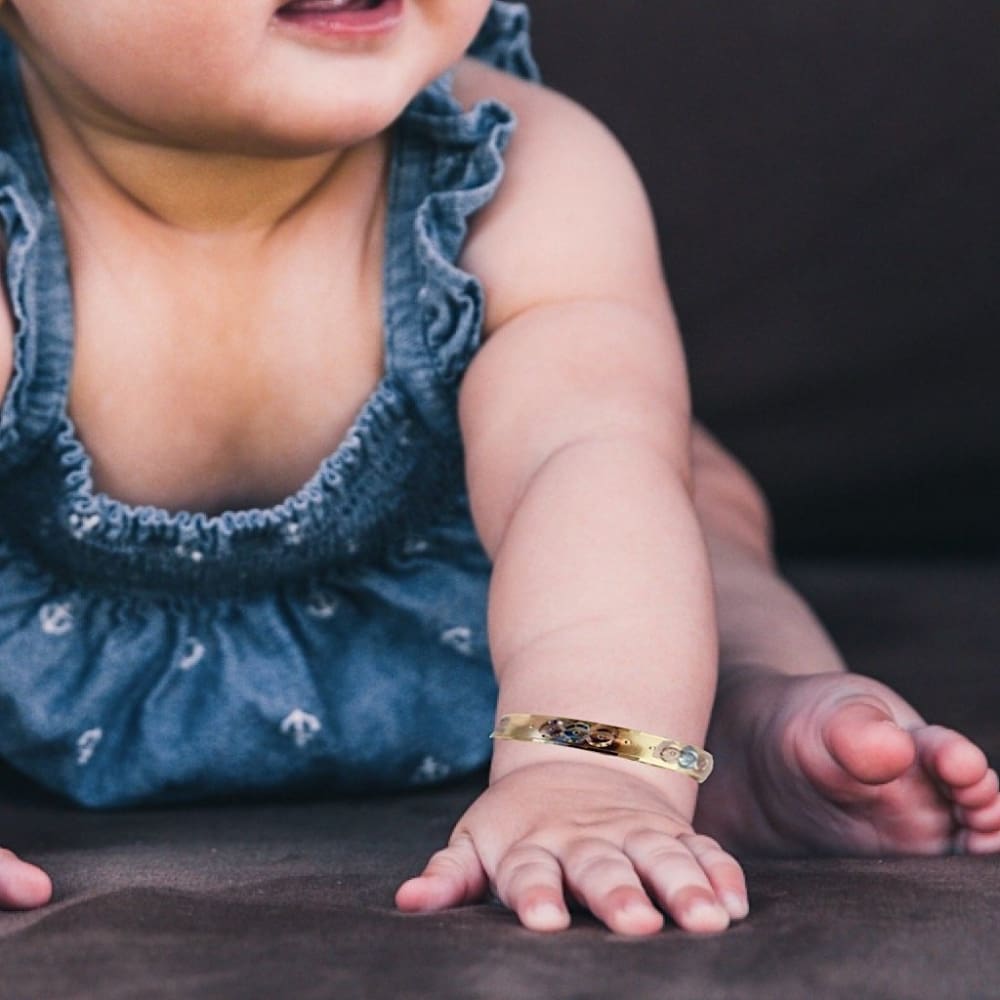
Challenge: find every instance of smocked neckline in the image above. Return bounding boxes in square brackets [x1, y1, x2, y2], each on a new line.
[10, 71, 490, 534]
[54, 148, 405, 537]
[0, 7, 527, 591]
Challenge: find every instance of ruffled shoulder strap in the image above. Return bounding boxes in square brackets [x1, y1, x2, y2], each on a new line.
[469, 1, 541, 83]
[380, 2, 538, 439]
[0, 34, 75, 476]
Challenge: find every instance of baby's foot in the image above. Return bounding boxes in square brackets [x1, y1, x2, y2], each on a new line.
[695, 668, 1000, 857]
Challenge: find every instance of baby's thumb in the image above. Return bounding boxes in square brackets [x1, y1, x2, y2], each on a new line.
[395, 832, 487, 912]
[0, 847, 53, 910]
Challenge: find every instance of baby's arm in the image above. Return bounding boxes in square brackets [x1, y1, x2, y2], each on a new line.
[396, 65, 746, 935]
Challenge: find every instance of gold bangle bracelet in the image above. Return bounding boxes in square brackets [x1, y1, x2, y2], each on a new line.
[490, 714, 713, 783]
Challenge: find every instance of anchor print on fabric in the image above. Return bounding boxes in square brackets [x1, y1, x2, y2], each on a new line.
[402, 535, 430, 556]
[280, 709, 322, 748]
[305, 588, 339, 620]
[178, 637, 206, 671]
[439, 625, 474, 656]
[39, 601, 74, 636]
[76, 728, 103, 765]
[410, 755, 452, 784]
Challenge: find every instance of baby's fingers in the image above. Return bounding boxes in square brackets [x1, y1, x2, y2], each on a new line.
[622, 830, 732, 933]
[560, 838, 665, 936]
[493, 844, 570, 932]
[0, 847, 52, 910]
[395, 832, 487, 913]
[680, 833, 749, 920]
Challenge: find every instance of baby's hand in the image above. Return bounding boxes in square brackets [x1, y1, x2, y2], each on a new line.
[395, 761, 748, 935]
[0, 845, 52, 910]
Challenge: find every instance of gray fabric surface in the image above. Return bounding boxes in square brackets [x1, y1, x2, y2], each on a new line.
[2, 563, 998, 999]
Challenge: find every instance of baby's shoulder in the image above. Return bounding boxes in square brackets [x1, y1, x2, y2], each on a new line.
[451, 59, 664, 334]
[452, 58, 626, 173]
[0, 239, 12, 402]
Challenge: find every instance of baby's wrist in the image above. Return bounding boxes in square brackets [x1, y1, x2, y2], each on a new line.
[491, 713, 713, 782]
[489, 737, 701, 816]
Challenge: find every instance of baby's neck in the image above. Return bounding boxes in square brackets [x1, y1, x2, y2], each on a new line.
[21, 62, 384, 239]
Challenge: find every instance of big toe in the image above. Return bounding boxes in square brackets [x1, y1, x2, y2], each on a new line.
[823, 700, 917, 785]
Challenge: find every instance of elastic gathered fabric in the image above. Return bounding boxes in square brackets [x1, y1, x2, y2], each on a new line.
[0, 2, 539, 806]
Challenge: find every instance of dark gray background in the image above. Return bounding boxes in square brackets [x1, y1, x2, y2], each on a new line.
[530, 0, 999, 558]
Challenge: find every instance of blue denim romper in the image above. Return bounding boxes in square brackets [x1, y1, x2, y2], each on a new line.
[0, 4, 539, 807]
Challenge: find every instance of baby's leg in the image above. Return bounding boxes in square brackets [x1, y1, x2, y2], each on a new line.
[689, 426, 1000, 856]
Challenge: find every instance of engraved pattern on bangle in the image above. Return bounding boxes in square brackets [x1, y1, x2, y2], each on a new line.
[490, 714, 714, 783]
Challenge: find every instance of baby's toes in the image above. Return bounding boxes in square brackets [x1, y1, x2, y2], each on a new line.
[950, 768, 999, 811]
[916, 726, 990, 790]
[960, 827, 1000, 855]
[954, 773, 1000, 838]
[823, 701, 916, 786]
[959, 796, 1000, 833]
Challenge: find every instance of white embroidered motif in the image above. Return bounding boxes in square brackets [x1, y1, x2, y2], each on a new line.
[39, 601, 74, 636]
[282, 522, 303, 547]
[411, 755, 451, 784]
[76, 728, 103, 765]
[179, 637, 206, 671]
[402, 536, 430, 556]
[305, 589, 339, 619]
[280, 709, 322, 748]
[439, 626, 474, 656]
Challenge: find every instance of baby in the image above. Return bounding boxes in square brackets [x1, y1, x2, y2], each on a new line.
[0, 0, 997, 937]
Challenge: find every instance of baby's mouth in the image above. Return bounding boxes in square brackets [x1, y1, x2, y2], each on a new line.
[277, 0, 388, 15]
[274, 0, 402, 33]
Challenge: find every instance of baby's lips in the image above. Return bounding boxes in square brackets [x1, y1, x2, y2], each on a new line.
[276, 0, 385, 14]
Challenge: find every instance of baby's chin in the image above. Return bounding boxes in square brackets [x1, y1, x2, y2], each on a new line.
[194, 74, 425, 158]
[148, 92, 409, 160]
[209, 114, 401, 159]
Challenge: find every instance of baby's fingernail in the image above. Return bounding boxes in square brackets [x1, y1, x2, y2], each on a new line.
[723, 893, 750, 920]
[618, 900, 664, 935]
[623, 898, 658, 919]
[527, 902, 568, 930]
[621, 899, 663, 926]
[685, 900, 729, 932]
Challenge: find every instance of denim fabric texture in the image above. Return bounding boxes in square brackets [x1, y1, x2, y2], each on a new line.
[0, 2, 537, 807]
